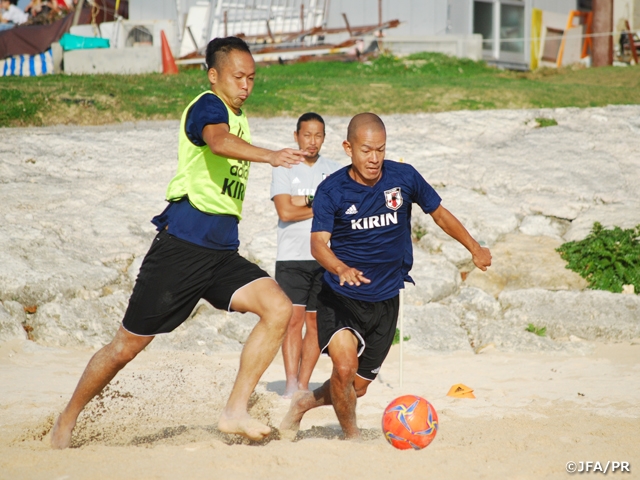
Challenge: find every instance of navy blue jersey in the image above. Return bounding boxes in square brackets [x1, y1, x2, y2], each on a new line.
[312, 160, 441, 302]
[185, 93, 229, 146]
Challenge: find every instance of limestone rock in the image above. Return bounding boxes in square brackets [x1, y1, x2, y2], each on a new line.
[563, 202, 640, 242]
[401, 304, 472, 353]
[0, 247, 120, 306]
[440, 287, 501, 349]
[404, 248, 460, 305]
[413, 186, 518, 267]
[2, 107, 639, 351]
[219, 312, 260, 344]
[465, 233, 588, 297]
[499, 289, 640, 341]
[519, 215, 568, 239]
[1, 300, 27, 324]
[28, 291, 130, 348]
[439, 287, 591, 354]
[0, 303, 27, 342]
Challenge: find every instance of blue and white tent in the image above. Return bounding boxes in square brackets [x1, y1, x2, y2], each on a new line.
[1, 48, 54, 77]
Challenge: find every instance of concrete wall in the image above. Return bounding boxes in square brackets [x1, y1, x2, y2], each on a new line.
[63, 46, 162, 75]
[532, 0, 577, 14]
[326, 0, 451, 37]
[129, 0, 201, 22]
[372, 34, 484, 60]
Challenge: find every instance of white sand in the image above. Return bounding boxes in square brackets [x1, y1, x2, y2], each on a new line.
[1, 338, 639, 479]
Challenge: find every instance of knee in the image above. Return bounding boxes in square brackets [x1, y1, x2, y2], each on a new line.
[332, 360, 358, 385]
[108, 337, 144, 366]
[267, 296, 293, 329]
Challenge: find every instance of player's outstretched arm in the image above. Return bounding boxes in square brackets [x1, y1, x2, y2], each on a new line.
[311, 231, 371, 286]
[429, 205, 492, 271]
[202, 123, 306, 168]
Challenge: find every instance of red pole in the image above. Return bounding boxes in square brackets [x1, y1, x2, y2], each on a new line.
[592, 0, 613, 67]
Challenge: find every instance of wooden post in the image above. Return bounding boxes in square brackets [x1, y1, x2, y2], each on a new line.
[625, 20, 639, 64]
[72, 0, 85, 27]
[592, 0, 613, 67]
[224, 10, 228, 38]
[342, 13, 353, 37]
[266, 19, 275, 43]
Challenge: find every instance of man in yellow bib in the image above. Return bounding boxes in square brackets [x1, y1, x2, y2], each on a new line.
[51, 37, 307, 449]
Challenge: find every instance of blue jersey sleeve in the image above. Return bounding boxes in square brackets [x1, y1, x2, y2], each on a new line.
[185, 94, 229, 146]
[311, 181, 336, 234]
[408, 164, 442, 214]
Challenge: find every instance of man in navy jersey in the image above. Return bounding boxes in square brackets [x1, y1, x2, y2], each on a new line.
[280, 113, 492, 440]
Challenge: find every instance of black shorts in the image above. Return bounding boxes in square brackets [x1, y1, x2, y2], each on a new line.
[316, 283, 399, 381]
[122, 230, 270, 336]
[275, 260, 324, 312]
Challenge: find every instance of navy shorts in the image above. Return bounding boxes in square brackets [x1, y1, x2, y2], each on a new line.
[316, 283, 399, 381]
[122, 230, 270, 336]
[275, 260, 324, 311]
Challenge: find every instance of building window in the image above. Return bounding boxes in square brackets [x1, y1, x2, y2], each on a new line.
[500, 3, 524, 54]
[473, 0, 526, 64]
[473, 1, 494, 51]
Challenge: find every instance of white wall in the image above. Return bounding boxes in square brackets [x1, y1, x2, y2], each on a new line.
[326, 0, 451, 37]
[532, 0, 577, 14]
[614, 0, 638, 30]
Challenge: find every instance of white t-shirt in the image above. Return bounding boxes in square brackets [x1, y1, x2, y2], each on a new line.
[270, 155, 342, 261]
[2, 5, 28, 24]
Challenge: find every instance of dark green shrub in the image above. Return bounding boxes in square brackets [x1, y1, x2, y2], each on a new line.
[556, 222, 640, 294]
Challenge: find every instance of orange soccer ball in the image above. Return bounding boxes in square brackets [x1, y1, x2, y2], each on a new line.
[381, 395, 439, 450]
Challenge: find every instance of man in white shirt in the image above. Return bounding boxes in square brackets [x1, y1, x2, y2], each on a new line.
[1, 0, 28, 28]
[271, 113, 342, 398]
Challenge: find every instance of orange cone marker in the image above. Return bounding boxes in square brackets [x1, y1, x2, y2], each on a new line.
[160, 30, 178, 75]
[447, 383, 476, 399]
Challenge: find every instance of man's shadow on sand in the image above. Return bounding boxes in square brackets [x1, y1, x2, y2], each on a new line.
[265, 380, 324, 396]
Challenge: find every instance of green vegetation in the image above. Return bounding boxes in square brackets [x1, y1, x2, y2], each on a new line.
[412, 224, 427, 242]
[535, 117, 558, 127]
[556, 222, 640, 294]
[392, 328, 411, 345]
[525, 323, 547, 337]
[1, 52, 639, 127]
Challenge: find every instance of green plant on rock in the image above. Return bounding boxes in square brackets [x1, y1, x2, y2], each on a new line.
[525, 323, 547, 336]
[535, 117, 558, 128]
[556, 222, 640, 294]
[392, 328, 411, 345]
[412, 224, 427, 242]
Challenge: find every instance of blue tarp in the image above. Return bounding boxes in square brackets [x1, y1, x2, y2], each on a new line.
[59, 33, 109, 51]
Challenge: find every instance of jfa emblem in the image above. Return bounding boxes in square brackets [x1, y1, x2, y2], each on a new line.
[384, 187, 403, 211]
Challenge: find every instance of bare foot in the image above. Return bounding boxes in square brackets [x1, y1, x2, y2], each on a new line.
[50, 413, 75, 450]
[343, 429, 363, 441]
[283, 379, 298, 399]
[279, 389, 313, 439]
[218, 411, 271, 441]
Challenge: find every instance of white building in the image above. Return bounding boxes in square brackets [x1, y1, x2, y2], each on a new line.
[127, 0, 638, 69]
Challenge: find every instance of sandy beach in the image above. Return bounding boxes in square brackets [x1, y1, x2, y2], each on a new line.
[1, 106, 639, 479]
[1, 339, 639, 479]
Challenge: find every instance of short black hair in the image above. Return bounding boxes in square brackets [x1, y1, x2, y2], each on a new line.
[296, 112, 325, 133]
[206, 37, 251, 71]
